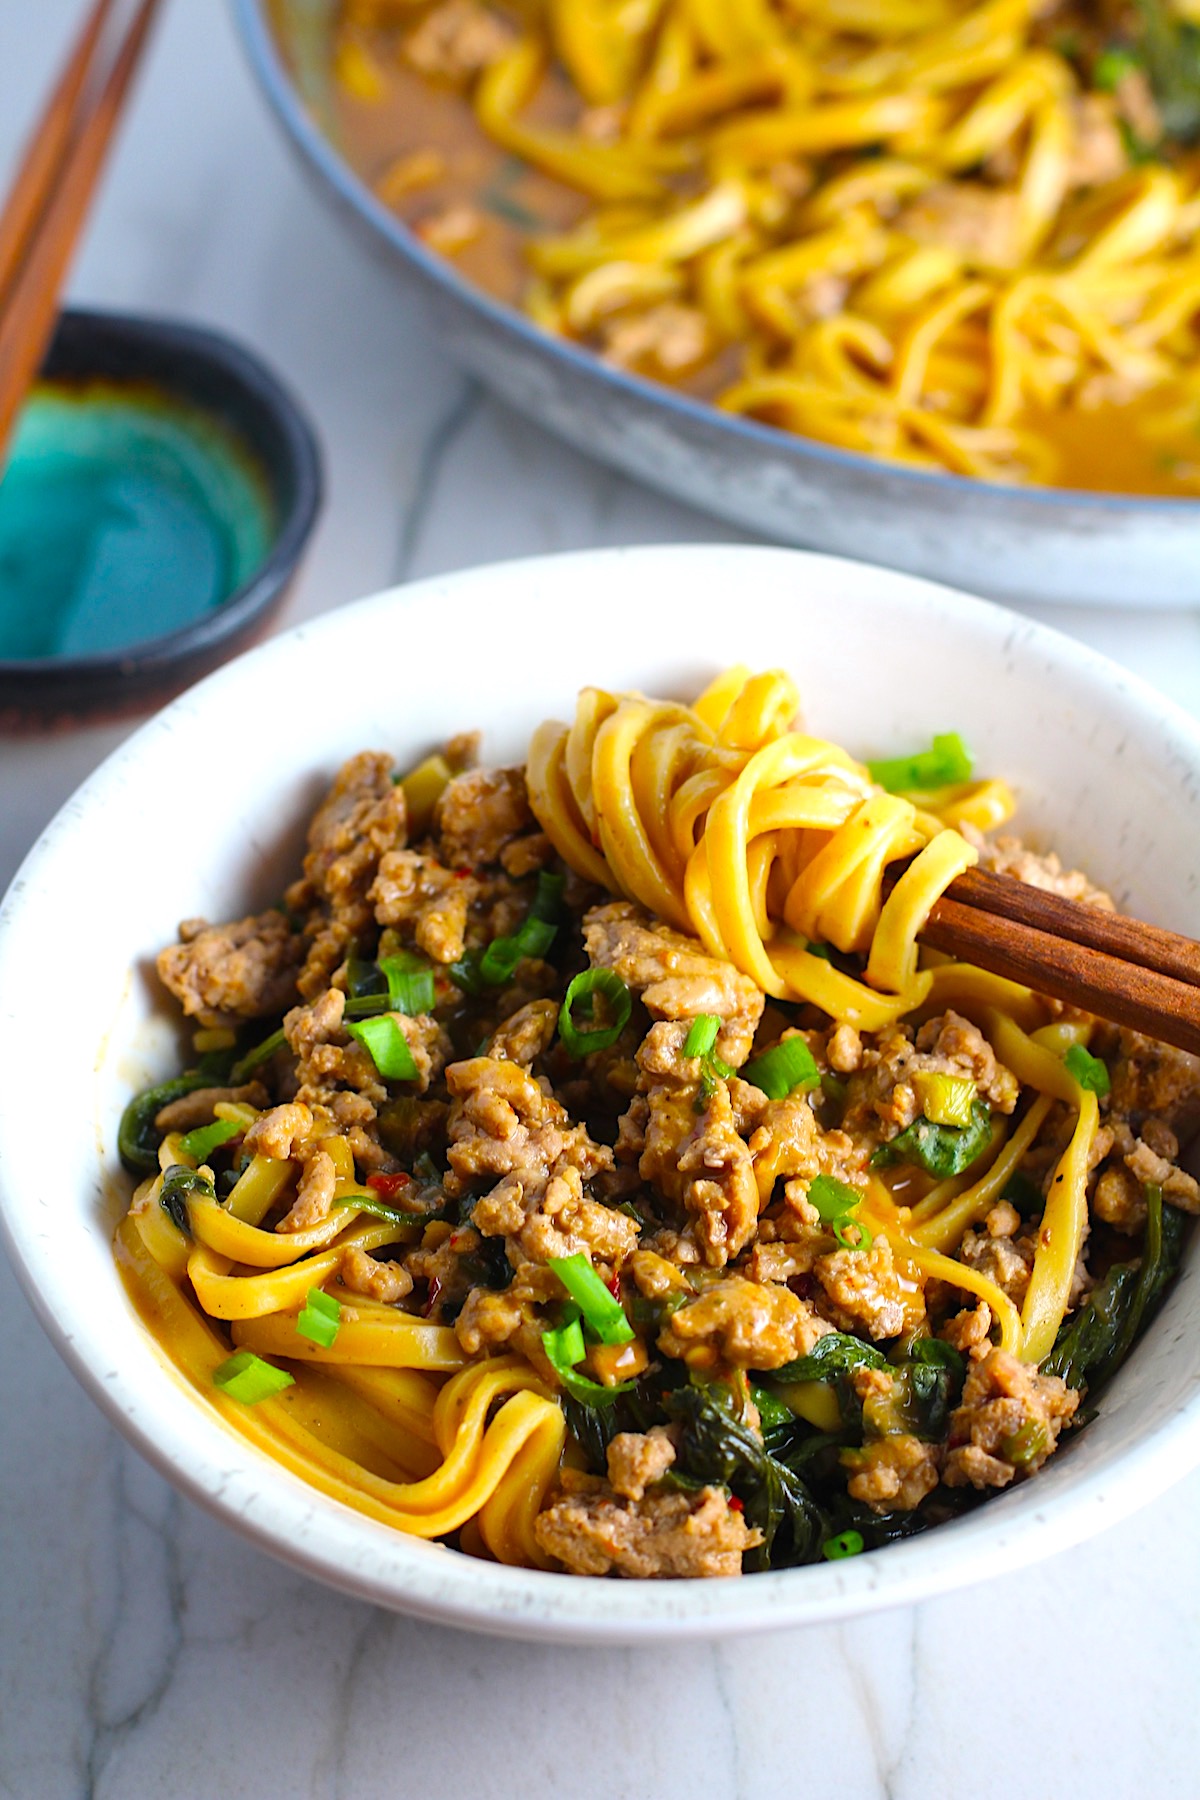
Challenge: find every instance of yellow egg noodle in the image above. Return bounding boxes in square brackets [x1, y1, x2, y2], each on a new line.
[116, 667, 1191, 1576]
[337, 0, 1200, 491]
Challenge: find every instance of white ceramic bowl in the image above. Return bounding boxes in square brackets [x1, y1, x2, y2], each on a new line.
[1, 545, 1198, 1642]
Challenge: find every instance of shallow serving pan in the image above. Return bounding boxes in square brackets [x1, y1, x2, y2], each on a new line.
[236, 0, 1200, 610]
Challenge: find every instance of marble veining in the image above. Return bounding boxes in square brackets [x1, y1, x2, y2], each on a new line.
[2, 3, 1200, 1797]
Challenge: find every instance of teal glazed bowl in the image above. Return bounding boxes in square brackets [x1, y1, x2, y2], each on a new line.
[0, 309, 322, 728]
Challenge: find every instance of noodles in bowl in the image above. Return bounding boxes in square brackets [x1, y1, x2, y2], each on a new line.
[116, 662, 1194, 1579]
[327, 0, 1200, 494]
[5, 544, 1200, 1633]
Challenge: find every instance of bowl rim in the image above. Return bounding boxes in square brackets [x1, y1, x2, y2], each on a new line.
[236, 0, 1200, 522]
[0, 306, 323, 707]
[3, 542, 1200, 1640]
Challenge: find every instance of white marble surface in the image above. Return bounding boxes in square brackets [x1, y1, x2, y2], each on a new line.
[2, 4, 1200, 1795]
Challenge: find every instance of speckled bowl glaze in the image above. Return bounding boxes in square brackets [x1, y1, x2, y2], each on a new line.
[1, 546, 1197, 1642]
[236, 0, 1200, 610]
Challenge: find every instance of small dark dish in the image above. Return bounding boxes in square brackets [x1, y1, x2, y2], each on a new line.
[0, 308, 322, 729]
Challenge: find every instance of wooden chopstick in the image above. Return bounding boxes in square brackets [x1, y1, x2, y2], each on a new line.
[916, 868, 1200, 1057]
[0, 0, 163, 469]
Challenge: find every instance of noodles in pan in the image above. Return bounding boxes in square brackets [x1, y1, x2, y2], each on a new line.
[328, 0, 1200, 493]
[118, 669, 1194, 1576]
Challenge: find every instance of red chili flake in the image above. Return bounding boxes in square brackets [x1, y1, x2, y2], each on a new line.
[366, 1172, 412, 1197]
[423, 1276, 443, 1318]
[606, 1270, 622, 1301]
[454, 868, 473, 880]
[728, 1495, 745, 1514]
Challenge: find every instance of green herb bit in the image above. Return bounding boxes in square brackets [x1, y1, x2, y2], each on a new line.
[549, 1253, 634, 1345]
[1094, 44, 1140, 89]
[558, 968, 633, 1057]
[806, 941, 832, 960]
[346, 1015, 420, 1082]
[684, 1014, 721, 1059]
[119, 1066, 233, 1175]
[867, 731, 973, 794]
[822, 1529, 865, 1561]
[159, 1164, 215, 1237]
[743, 1035, 820, 1100]
[1064, 1043, 1110, 1097]
[178, 1117, 242, 1164]
[1001, 1170, 1045, 1217]
[296, 1286, 342, 1349]
[771, 1332, 888, 1383]
[212, 1349, 294, 1404]
[872, 1099, 993, 1177]
[808, 1173, 865, 1222]
[1042, 1184, 1183, 1390]
[751, 1384, 800, 1434]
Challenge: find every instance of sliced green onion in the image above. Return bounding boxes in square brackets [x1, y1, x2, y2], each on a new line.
[685, 1014, 721, 1060]
[867, 731, 973, 793]
[347, 1015, 420, 1082]
[212, 1349, 294, 1404]
[477, 935, 523, 985]
[379, 952, 436, 1016]
[549, 1253, 634, 1345]
[1001, 1420, 1048, 1467]
[544, 1305, 586, 1370]
[832, 1216, 873, 1251]
[822, 1529, 864, 1561]
[1064, 1043, 1110, 1097]
[1094, 44, 1139, 90]
[558, 969, 633, 1057]
[743, 1035, 820, 1099]
[296, 1286, 342, 1349]
[529, 869, 567, 922]
[178, 1117, 242, 1164]
[912, 1071, 977, 1129]
[541, 1315, 636, 1405]
[683, 1014, 721, 1060]
[807, 1173, 865, 1222]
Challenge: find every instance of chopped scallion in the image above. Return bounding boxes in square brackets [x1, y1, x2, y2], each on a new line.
[808, 1174, 865, 1222]
[1064, 1043, 1110, 1097]
[296, 1286, 342, 1349]
[549, 1253, 634, 1345]
[541, 1314, 636, 1405]
[683, 1014, 721, 1059]
[346, 1015, 420, 1082]
[558, 968, 632, 1057]
[212, 1349, 294, 1404]
[178, 1117, 241, 1164]
[912, 1071, 977, 1129]
[743, 1035, 820, 1100]
[867, 732, 973, 793]
[378, 952, 436, 1016]
[821, 1529, 864, 1561]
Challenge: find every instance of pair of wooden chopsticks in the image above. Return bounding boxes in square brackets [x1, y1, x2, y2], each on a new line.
[916, 865, 1200, 1058]
[0, 0, 163, 469]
